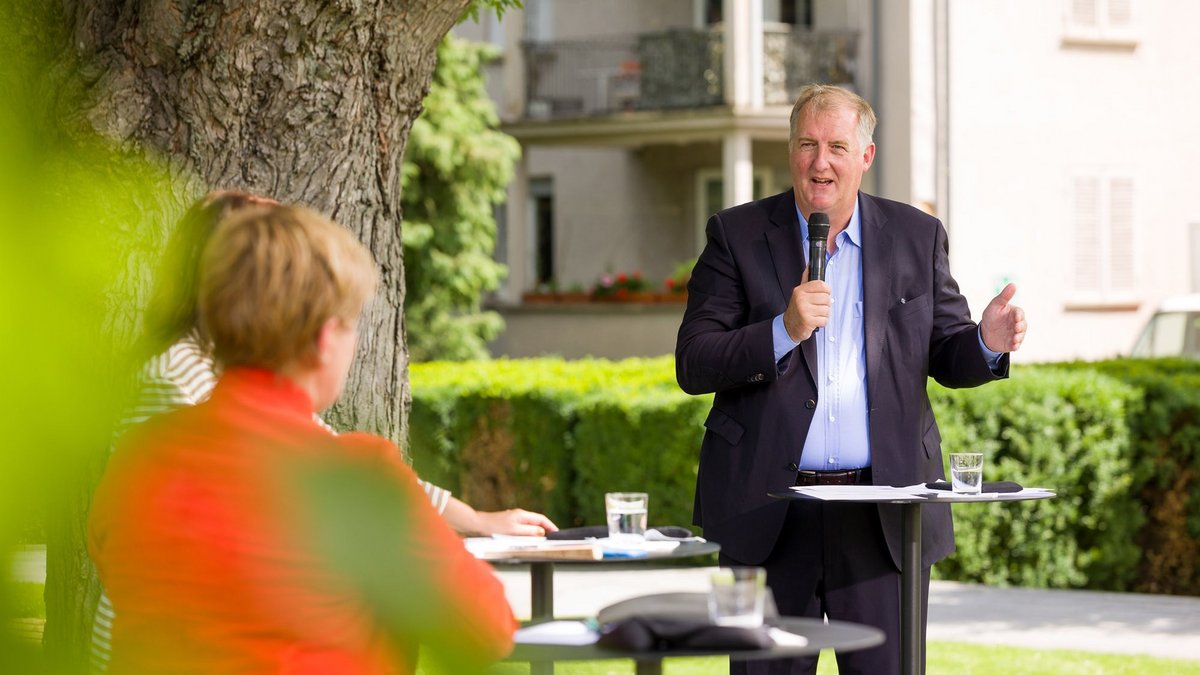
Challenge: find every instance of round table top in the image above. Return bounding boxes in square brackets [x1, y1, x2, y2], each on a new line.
[769, 486, 1056, 505]
[510, 616, 882, 663]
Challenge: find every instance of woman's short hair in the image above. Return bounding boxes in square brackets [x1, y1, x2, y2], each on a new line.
[198, 204, 378, 371]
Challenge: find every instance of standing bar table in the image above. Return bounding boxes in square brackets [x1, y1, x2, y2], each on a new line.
[769, 485, 1054, 675]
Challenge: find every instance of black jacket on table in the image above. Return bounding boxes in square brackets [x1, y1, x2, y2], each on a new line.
[676, 189, 1008, 569]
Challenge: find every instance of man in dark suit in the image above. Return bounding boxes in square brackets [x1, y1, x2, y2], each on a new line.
[676, 84, 1026, 674]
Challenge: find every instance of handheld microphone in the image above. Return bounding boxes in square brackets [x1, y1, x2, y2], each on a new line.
[807, 212, 830, 334]
[807, 212, 830, 282]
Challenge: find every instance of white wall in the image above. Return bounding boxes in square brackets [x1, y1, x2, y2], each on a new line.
[943, 0, 1200, 362]
[490, 304, 686, 359]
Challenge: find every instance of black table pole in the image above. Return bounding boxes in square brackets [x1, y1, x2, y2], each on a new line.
[531, 561, 555, 620]
[635, 661, 664, 675]
[901, 502, 923, 675]
[530, 562, 555, 675]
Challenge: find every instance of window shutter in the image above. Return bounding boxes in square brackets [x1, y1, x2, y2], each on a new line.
[1071, 0, 1098, 27]
[1107, 0, 1133, 28]
[1109, 177, 1134, 290]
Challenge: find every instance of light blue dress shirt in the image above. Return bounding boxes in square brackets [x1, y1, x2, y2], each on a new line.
[770, 199, 1002, 470]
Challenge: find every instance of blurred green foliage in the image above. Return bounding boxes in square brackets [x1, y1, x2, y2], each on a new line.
[0, 2, 186, 669]
[401, 35, 519, 361]
[412, 358, 1200, 594]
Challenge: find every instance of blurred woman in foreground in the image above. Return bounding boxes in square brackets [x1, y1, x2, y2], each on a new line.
[89, 204, 516, 673]
[88, 190, 552, 672]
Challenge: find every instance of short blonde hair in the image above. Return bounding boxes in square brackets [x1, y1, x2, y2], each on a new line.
[199, 204, 378, 371]
[788, 84, 877, 152]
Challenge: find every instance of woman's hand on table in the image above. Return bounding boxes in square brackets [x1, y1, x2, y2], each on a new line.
[444, 496, 559, 537]
[475, 508, 559, 537]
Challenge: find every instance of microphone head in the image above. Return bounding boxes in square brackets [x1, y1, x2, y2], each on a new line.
[808, 212, 830, 240]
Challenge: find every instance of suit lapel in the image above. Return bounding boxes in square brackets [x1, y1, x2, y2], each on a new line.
[860, 193, 893, 405]
[764, 190, 818, 381]
[766, 190, 804, 297]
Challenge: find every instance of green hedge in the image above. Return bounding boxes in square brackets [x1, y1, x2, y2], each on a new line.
[409, 357, 706, 528]
[929, 368, 1140, 590]
[1049, 358, 1200, 595]
[571, 392, 711, 529]
[410, 357, 1198, 595]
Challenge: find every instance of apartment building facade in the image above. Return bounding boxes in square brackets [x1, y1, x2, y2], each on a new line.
[456, 0, 1200, 363]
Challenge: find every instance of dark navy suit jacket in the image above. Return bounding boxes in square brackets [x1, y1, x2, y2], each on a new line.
[676, 189, 1008, 569]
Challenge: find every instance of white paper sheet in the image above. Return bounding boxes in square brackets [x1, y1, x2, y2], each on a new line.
[787, 484, 1056, 501]
[767, 626, 810, 647]
[788, 484, 931, 500]
[515, 620, 600, 645]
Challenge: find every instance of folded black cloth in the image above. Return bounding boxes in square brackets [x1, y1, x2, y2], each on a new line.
[547, 525, 698, 541]
[547, 525, 608, 540]
[925, 480, 1023, 493]
[597, 616, 774, 652]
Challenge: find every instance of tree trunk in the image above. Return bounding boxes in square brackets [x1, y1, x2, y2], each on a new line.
[42, 0, 470, 667]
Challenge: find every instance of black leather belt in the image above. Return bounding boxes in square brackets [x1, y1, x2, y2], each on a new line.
[795, 467, 871, 486]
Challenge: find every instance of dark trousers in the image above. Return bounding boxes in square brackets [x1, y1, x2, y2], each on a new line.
[723, 500, 930, 675]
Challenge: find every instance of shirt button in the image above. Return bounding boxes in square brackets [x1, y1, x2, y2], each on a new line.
[828, 335, 836, 342]
[829, 415, 836, 422]
[827, 457, 836, 464]
[805, 399, 816, 409]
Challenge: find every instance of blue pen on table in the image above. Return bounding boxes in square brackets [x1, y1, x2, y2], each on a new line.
[602, 549, 650, 559]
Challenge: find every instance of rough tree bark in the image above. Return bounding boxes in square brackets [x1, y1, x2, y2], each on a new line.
[42, 0, 471, 667]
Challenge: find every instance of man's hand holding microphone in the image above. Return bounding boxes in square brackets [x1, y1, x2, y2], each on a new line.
[783, 212, 831, 343]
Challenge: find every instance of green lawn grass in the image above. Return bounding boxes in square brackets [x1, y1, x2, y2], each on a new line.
[477, 644, 1200, 674]
[10, 581, 1195, 675]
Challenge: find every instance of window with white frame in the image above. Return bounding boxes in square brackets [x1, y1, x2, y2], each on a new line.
[1070, 174, 1135, 303]
[1063, 0, 1136, 47]
[529, 177, 555, 288]
[695, 169, 773, 255]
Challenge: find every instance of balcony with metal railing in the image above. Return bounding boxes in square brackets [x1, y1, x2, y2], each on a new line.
[522, 26, 859, 120]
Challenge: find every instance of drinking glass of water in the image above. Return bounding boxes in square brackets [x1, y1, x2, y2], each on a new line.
[949, 452, 984, 494]
[605, 492, 648, 541]
[708, 567, 767, 627]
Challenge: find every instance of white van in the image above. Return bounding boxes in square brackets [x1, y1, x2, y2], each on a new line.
[1130, 294, 1200, 359]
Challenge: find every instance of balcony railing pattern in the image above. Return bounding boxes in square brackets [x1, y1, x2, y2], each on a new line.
[765, 29, 859, 106]
[523, 28, 858, 119]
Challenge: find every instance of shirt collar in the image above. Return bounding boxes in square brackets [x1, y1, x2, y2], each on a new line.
[214, 367, 317, 417]
[795, 195, 863, 249]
